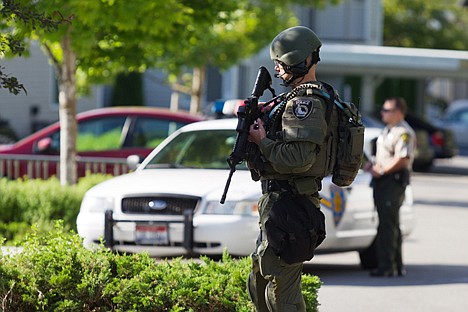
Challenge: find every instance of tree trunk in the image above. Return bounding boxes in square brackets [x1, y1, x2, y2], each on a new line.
[58, 34, 78, 185]
[189, 66, 206, 115]
[170, 91, 179, 112]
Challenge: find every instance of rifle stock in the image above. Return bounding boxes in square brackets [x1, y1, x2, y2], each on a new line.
[220, 66, 275, 204]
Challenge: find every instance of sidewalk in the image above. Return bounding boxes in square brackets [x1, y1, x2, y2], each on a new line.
[0, 246, 23, 256]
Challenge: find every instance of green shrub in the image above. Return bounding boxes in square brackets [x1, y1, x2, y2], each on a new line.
[0, 175, 112, 243]
[0, 223, 322, 311]
[0, 221, 30, 242]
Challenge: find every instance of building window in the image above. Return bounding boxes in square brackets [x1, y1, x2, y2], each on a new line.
[51, 69, 59, 108]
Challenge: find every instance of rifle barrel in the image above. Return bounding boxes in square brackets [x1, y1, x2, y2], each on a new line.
[220, 167, 235, 204]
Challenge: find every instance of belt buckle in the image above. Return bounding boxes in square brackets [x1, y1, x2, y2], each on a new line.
[267, 180, 273, 192]
[261, 179, 275, 193]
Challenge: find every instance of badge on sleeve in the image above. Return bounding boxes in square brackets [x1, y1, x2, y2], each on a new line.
[293, 99, 313, 120]
[401, 133, 410, 144]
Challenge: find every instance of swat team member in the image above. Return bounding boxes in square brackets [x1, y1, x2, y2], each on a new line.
[246, 26, 332, 311]
[365, 97, 415, 277]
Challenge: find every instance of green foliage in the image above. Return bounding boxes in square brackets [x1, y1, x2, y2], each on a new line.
[0, 0, 65, 94]
[383, 0, 468, 50]
[0, 224, 322, 311]
[301, 274, 323, 311]
[0, 221, 30, 242]
[0, 174, 112, 243]
[3, 0, 343, 90]
[28, 0, 203, 87]
[0, 66, 27, 95]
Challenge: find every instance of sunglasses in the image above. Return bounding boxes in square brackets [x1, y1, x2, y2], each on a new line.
[274, 60, 288, 68]
[273, 60, 286, 66]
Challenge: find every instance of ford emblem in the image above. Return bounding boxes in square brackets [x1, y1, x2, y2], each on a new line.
[148, 200, 167, 210]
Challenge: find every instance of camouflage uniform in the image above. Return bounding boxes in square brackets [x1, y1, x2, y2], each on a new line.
[247, 85, 327, 311]
[373, 120, 415, 274]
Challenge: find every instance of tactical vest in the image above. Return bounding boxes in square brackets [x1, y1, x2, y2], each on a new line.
[266, 81, 364, 187]
[267, 83, 338, 179]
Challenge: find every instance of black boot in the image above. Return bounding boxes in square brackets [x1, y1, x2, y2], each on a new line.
[370, 268, 396, 277]
[396, 266, 406, 277]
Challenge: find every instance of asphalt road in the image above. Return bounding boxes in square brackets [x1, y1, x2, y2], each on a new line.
[304, 156, 468, 312]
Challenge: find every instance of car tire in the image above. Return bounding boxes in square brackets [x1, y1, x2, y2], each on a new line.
[358, 238, 378, 270]
[413, 159, 433, 172]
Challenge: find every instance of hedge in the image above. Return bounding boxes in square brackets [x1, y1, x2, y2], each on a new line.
[0, 175, 111, 243]
[0, 224, 322, 311]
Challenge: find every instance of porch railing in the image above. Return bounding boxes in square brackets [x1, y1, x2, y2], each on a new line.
[0, 154, 130, 180]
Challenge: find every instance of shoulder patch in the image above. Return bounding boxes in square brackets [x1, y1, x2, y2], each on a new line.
[293, 99, 313, 120]
[401, 133, 410, 144]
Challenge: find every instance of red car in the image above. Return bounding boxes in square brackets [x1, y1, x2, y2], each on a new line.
[0, 107, 203, 179]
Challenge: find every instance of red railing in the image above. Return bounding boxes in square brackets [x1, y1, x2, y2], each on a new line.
[0, 154, 130, 180]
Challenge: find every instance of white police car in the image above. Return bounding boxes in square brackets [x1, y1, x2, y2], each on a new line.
[77, 118, 414, 266]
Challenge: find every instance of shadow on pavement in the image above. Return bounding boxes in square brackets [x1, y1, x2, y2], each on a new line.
[413, 198, 467, 209]
[303, 262, 468, 287]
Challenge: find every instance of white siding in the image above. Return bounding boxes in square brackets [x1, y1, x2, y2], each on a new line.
[0, 42, 101, 139]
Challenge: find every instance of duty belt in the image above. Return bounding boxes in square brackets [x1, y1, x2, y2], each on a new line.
[261, 179, 293, 194]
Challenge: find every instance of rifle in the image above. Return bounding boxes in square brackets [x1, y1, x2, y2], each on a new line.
[220, 66, 276, 204]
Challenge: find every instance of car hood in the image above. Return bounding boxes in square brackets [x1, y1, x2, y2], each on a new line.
[86, 168, 261, 201]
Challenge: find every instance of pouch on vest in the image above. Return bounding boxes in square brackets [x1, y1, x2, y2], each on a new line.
[264, 193, 326, 264]
[310, 82, 365, 187]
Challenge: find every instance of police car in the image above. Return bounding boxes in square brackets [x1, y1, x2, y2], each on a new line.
[77, 118, 415, 266]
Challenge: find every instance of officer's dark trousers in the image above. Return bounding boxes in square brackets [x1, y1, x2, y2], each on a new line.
[373, 174, 406, 273]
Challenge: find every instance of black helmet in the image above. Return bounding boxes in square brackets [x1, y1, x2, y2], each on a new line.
[270, 26, 322, 67]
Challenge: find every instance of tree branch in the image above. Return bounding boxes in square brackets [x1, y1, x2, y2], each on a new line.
[42, 42, 62, 77]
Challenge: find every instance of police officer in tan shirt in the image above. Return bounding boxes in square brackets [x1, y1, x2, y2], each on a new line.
[365, 97, 415, 277]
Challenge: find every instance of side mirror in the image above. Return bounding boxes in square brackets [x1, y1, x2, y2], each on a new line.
[126, 155, 141, 171]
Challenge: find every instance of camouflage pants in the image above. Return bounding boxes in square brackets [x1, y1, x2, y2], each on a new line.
[247, 191, 308, 312]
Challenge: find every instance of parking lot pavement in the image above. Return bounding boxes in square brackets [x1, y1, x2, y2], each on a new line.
[430, 155, 468, 175]
[304, 156, 468, 312]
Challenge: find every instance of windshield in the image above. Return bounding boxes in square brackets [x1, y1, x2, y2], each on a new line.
[144, 129, 247, 170]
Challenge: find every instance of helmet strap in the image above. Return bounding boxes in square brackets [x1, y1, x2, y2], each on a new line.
[311, 49, 321, 65]
[280, 58, 313, 87]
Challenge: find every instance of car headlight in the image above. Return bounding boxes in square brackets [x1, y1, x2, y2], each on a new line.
[204, 200, 258, 216]
[80, 196, 115, 213]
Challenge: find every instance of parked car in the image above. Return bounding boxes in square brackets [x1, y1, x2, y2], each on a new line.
[77, 118, 415, 268]
[435, 99, 468, 150]
[0, 107, 203, 179]
[405, 113, 458, 160]
[361, 114, 436, 171]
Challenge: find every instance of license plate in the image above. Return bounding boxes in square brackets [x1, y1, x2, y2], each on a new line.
[135, 223, 169, 245]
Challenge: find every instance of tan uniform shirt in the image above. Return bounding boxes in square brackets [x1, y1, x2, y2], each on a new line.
[375, 120, 416, 171]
